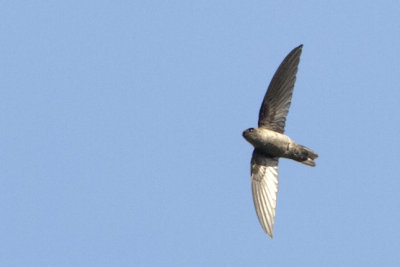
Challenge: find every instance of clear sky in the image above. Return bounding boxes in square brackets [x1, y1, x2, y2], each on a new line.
[1, 1, 400, 266]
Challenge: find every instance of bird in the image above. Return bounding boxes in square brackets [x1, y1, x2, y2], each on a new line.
[242, 44, 318, 238]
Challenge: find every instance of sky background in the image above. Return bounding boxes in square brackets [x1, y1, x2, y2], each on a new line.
[1, 1, 400, 266]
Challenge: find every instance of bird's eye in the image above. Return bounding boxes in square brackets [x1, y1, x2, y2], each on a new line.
[248, 128, 254, 132]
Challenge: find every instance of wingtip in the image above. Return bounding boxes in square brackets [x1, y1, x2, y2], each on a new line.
[294, 44, 303, 51]
[263, 227, 274, 239]
[286, 44, 303, 59]
[263, 224, 274, 239]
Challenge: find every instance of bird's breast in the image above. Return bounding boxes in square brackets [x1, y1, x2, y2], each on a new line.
[252, 129, 293, 157]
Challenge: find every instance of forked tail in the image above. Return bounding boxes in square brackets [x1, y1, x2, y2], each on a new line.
[298, 145, 318, 167]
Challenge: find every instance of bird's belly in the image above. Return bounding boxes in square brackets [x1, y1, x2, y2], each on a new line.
[255, 130, 292, 156]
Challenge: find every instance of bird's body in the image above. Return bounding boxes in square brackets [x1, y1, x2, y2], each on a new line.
[242, 44, 318, 238]
[244, 128, 292, 156]
[243, 127, 317, 166]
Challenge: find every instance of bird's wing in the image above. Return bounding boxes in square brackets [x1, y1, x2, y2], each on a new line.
[258, 45, 303, 133]
[250, 149, 279, 238]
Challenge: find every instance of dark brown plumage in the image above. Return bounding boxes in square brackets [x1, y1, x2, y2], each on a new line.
[242, 45, 318, 238]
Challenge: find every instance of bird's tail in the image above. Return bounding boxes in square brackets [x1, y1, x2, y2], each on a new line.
[298, 146, 318, 167]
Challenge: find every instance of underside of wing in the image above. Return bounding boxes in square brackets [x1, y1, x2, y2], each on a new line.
[258, 45, 303, 133]
[250, 149, 279, 238]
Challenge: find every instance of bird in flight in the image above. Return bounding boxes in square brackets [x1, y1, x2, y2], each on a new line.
[242, 45, 318, 238]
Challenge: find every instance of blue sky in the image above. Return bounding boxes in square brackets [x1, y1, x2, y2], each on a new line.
[1, 1, 400, 266]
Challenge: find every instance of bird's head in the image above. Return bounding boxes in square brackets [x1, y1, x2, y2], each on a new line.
[242, 127, 259, 146]
[242, 127, 254, 136]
